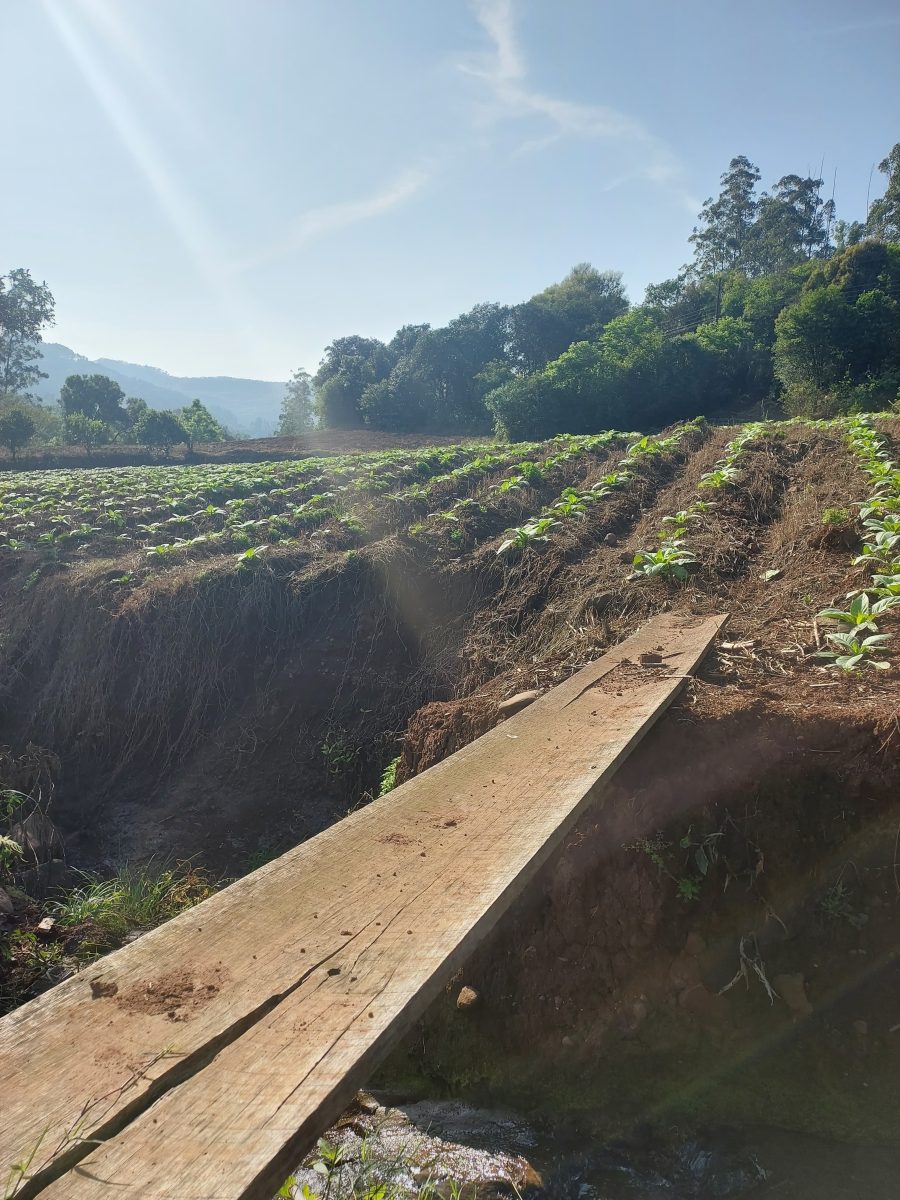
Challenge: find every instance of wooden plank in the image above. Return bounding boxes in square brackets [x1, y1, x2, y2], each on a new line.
[1, 612, 725, 1199]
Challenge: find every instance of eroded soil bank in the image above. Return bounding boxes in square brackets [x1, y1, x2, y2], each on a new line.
[381, 695, 900, 1147]
[2, 420, 900, 1162]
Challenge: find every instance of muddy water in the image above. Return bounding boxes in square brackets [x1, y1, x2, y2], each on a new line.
[298, 1097, 900, 1199]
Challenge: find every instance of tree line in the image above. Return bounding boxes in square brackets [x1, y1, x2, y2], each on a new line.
[289, 143, 900, 439]
[3, 143, 899, 454]
[0, 272, 226, 458]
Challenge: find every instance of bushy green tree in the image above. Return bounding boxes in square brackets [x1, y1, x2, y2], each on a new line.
[134, 409, 186, 456]
[314, 336, 392, 428]
[0, 404, 36, 459]
[359, 359, 432, 432]
[60, 374, 127, 427]
[867, 143, 900, 241]
[682, 316, 771, 407]
[643, 273, 720, 333]
[180, 398, 225, 450]
[0, 269, 55, 396]
[64, 412, 111, 450]
[124, 396, 149, 436]
[277, 369, 315, 434]
[774, 241, 900, 414]
[509, 264, 628, 372]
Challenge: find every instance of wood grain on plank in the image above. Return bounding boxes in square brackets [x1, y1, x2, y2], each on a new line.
[2, 612, 725, 1199]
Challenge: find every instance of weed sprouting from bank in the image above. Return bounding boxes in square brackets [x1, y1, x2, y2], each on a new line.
[47, 861, 216, 945]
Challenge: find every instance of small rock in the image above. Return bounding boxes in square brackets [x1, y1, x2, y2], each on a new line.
[561, 1035, 574, 1048]
[356, 1091, 380, 1115]
[685, 931, 706, 957]
[496, 690, 541, 719]
[36, 916, 56, 937]
[0, 887, 14, 915]
[773, 972, 813, 1016]
[456, 985, 481, 1011]
[603, 532, 618, 546]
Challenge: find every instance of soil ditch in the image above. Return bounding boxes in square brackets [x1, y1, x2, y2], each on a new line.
[2, 420, 899, 1153]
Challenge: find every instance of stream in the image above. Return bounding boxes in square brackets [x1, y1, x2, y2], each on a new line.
[290, 1096, 900, 1199]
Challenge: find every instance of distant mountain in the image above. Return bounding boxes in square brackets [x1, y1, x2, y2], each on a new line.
[30, 344, 286, 437]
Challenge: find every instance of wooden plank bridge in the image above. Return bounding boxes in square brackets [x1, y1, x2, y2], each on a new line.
[0, 612, 725, 1199]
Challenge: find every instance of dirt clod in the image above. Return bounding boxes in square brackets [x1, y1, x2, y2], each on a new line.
[118, 969, 224, 1020]
[90, 978, 119, 999]
[456, 985, 482, 1011]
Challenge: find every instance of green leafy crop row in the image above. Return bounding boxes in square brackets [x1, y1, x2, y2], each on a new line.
[496, 422, 701, 556]
[628, 421, 770, 581]
[815, 414, 900, 671]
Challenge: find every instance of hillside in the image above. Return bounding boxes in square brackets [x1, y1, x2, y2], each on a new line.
[1, 414, 900, 1161]
[29, 343, 286, 437]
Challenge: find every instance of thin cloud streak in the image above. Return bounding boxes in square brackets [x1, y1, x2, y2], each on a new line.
[230, 166, 431, 273]
[463, 0, 697, 212]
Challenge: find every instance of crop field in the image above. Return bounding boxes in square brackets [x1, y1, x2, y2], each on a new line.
[3, 411, 900, 1147]
[0, 412, 898, 870]
[0, 432, 638, 566]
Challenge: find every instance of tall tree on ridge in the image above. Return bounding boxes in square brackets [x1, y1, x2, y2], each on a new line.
[0, 269, 55, 396]
[689, 156, 761, 277]
[867, 143, 900, 241]
[278, 368, 315, 434]
[751, 175, 836, 274]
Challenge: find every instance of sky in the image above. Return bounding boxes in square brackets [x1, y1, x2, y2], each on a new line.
[3, 0, 899, 382]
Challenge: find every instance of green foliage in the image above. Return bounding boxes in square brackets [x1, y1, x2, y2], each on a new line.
[321, 731, 356, 777]
[817, 592, 899, 633]
[0, 405, 35, 459]
[497, 516, 559, 554]
[628, 830, 711, 904]
[819, 880, 867, 929]
[0, 833, 23, 877]
[0, 268, 55, 396]
[689, 155, 762, 275]
[821, 506, 852, 526]
[867, 143, 900, 241]
[676, 877, 702, 903]
[279, 368, 316, 434]
[495, 426, 692, 556]
[133, 408, 187, 455]
[630, 539, 698, 581]
[630, 422, 768, 582]
[378, 756, 400, 797]
[775, 243, 900, 417]
[59, 373, 126, 426]
[63, 411, 111, 450]
[47, 862, 216, 946]
[180, 399, 225, 450]
[811, 414, 900, 671]
[508, 263, 629, 373]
